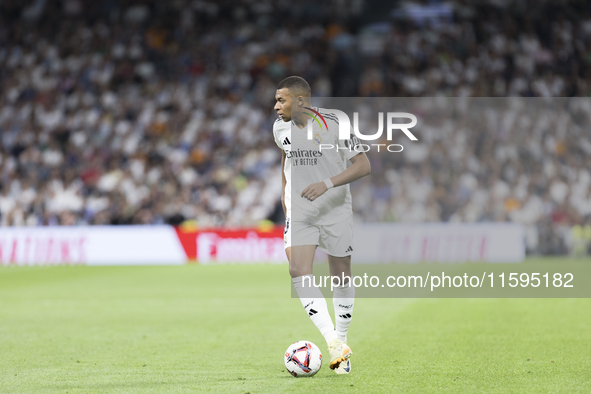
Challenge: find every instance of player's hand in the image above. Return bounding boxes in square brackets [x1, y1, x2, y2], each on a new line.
[301, 182, 328, 202]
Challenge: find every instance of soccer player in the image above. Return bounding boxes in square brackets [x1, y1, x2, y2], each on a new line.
[273, 76, 371, 374]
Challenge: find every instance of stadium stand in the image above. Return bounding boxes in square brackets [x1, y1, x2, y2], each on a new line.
[0, 0, 590, 255]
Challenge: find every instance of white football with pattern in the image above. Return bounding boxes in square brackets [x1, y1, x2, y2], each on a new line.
[284, 341, 322, 377]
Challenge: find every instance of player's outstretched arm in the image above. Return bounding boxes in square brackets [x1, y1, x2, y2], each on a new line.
[281, 150, 287, 214]
[301, 153, 370, 202]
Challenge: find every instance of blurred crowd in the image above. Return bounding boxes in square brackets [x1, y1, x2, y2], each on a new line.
[0, 0, 590, 254]
[349, 98, 591, 255]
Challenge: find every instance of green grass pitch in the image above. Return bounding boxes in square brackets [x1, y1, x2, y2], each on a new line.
[1, 259, 590, 393]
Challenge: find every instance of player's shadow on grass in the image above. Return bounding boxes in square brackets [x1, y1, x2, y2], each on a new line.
[214, 373, 343, 381]
[278, 373, 348, 380]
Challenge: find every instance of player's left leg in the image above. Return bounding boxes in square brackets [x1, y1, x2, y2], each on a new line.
[328, 254, 354, 344]
[321, 216, 355, 344]
[328, 253, 354, 374]
[319, 216, 355, 373]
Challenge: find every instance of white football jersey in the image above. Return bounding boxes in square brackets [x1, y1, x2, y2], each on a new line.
[273, 108, 359, 225]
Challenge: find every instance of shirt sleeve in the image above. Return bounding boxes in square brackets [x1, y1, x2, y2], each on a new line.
[272, 119, 283, 150]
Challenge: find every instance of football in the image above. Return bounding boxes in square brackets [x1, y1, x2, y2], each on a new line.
[284, 341, 323, 377]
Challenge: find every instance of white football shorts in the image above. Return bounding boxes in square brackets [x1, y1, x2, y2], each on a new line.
[284, 214, 354, 257]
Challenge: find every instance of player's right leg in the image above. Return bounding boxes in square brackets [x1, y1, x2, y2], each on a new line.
[285, 219, 339, 347]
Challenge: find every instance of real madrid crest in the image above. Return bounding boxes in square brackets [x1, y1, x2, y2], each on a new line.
[313, 133, 322, 145]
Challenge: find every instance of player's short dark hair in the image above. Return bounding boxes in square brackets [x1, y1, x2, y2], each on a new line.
[277, 76, 311, 97]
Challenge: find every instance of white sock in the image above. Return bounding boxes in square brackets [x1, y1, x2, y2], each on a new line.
[333, 283, 355, 343]
[292, 275, 338, 344]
